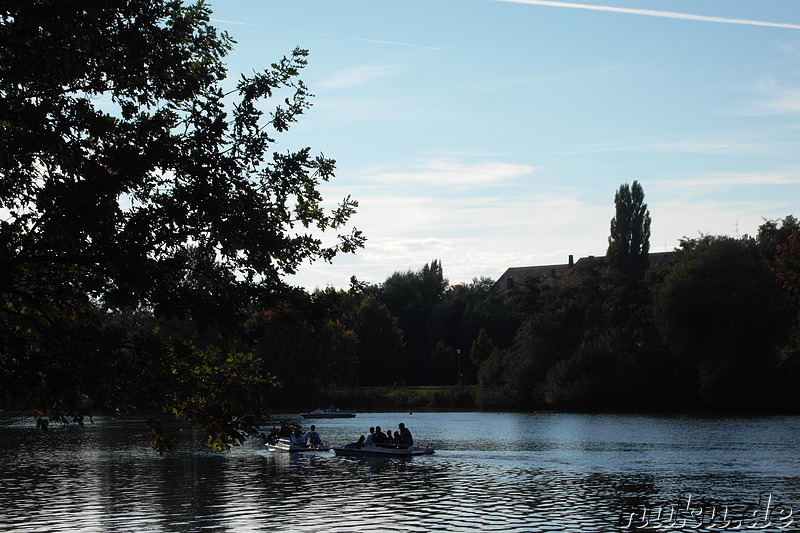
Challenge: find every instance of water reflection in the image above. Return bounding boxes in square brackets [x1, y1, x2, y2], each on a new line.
[1, 413, 799, 532]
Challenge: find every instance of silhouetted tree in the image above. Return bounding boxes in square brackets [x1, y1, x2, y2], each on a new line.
[349, 294, 406, 386]
[378, 260, 448, 384]
[757, 215, 799, 261]
[607, 181, 651, 278]
[421, 259, 448, 305]
[0, 0, 362, 450]
[654, 236, 782, 409]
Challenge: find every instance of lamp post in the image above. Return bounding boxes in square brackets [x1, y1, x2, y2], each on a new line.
[456, 348, 462, 386]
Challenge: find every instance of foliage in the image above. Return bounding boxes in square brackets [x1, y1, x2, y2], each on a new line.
[347, 294, 406, 387]
[469, 328, 495, 367]
[243, 291, 360, 404]
[770, 226, 800, 403]
[376, 260, 448, 384]
[607, 180, 651, 279]
[757, 215, 799, 262]
[446, 277, 518, 354]
[322, 385, 475, 410]
[430, 341, 456, 385]
[0, 0, 362, 449]
[475, 348, 516, 410]
[774, 229, 800, 305]
[653, 235, 784, 408]
[473, 183, 797, 413]
[421, 260, 448, 305]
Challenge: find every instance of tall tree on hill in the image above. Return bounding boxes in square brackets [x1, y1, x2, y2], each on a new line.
[607, 181, 651, 278]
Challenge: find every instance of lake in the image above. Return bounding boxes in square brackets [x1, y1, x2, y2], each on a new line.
[1, 412, 798, 532]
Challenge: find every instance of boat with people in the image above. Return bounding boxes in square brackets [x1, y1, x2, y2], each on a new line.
[300, 406, 356, 418]
[332, 442, 435, 458]
[266, 438, 331, 453]
[333, 422, 432, 457]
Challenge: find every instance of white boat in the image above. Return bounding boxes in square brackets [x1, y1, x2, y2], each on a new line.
[332, 442, 435, 457]
[300, 407, 356, 419]
[266, 438, 331, 453]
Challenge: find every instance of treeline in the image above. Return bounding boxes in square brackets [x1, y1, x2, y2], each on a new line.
[249, 183, 800, 413]
[250, 213, 800, 414]
[20, 211, 795, 417]
[228, 259, 515, 410]
[475, 217, 800, 412]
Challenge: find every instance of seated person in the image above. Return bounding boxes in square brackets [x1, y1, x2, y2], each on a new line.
[372, 425, 387, 444]
[303, 425, 322, 446]
[290, 428, 306, 446]
[398, 423, 414, 446]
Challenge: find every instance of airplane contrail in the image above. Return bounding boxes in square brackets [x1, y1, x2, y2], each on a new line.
[496, 0, 800, 30]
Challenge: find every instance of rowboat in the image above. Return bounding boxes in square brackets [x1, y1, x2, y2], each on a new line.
[332, 442, 434, 457]
[266, 438, 331, 453]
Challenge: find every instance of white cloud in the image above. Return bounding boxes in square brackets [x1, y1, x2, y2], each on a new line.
[496, 1, 800, 30]
[292, 169, 797, 290]
[210, 18, 275, 29]
[653, 168, 800, 187]
[293, 152, 800, 289]
[362, 160, 537, 186]
[316, 189, 611, 282]
[538, 137, 800, 157]
[778, 43, 800, 58]
[751, 79, 800, 114]
[350, 37, 443, 51]
[480, 64, 631, 93]
[289, 192, 786, 290]
[319, 64, 403, 89]
[649, 200, 784, 246]
[312, 98, 453, 123]
[649, 139, 800, 156]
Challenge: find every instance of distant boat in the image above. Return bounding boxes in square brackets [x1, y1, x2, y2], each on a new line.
[300, 407, 356, 419]
[332, 443, 434, 457]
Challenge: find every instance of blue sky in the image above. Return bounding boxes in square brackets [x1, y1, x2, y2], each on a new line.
[207, 0, 800, 290]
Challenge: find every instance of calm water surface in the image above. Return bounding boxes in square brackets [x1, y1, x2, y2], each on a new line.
[1, 412, 799, 532]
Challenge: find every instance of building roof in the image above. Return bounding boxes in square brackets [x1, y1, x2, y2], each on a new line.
[494, 251, 676, 293]
[494, 263, 572, 292]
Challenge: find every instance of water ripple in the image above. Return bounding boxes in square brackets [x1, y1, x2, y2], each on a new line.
[2, 414, 800, 532]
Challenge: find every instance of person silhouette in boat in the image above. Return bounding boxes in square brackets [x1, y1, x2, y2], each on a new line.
[364, 426, 375, 446]
[290, 428, 305, 447]
[372, 425, 387, 444]
[398, 423, 413, 446]
[303, 425, 322, 447]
